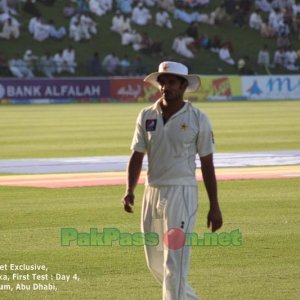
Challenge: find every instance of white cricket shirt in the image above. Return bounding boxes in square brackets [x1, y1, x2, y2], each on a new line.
[131, 99, 215, 186]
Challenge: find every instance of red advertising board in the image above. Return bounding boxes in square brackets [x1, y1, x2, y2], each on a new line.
[110, 78, 160, 102]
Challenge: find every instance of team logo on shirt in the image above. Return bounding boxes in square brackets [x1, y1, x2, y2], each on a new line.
[146, 119, 157, 131]
[180, 123, 188, 130]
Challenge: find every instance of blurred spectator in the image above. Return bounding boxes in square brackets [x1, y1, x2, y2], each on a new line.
[219, 43, 235, 65]
[272, 47, 285, 68]
[80, 13, 97, 38]
[89, 0, 112, 17]
[23, 49, 38, 72]
[276, 33, 291, 48]
[9, 53, 34, 78]
[76, 0, 89, 14]
[28, 15, 42, 35]
[158, 0, 175, 13]
[174, 5, 214, 24]
[115, 0, 133, 15]
[39, 51, 55, 78]
[211, 2, 231, 24]
[102, 52, 120, 75]
[155, 8, 172, 29]
[0, 17, 20, 39]
[255, 0, 272, 13]
[118, 54, 131, 75]
[69, 13, 96, 42]
[284, 45, 299, 71]
[186, 0, 210, 8]
[260, 17, 275, 38]
[172, 33, 195, 58]
[110, 10, 124, 34]
[257, 44, 270, 67]
[121, 29, 142, 47]
[33, 17, 50, 41]
[62, 46, 76, 74]
[133, 32, 163, 55]
[268, 7, 284, 34]
[53, 49, 66, 74]
[249, 9, 263, 31]
[48, 19, 66, 39]
[131, 2, 152, 26]
[200, 33, 210, 49]
[89, 51, 102, 76]
[69, 18, 82, 42]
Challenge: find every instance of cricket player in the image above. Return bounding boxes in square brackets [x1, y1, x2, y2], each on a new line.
[122, 61, 223, 300]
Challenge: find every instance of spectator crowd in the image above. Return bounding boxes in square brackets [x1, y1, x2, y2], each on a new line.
[0, 0, 299, 77]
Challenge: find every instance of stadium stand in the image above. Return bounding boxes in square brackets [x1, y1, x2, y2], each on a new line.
[0, 0, 299, 77]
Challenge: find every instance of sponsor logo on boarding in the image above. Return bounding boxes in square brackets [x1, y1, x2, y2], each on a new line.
[146, 119, 157, 131]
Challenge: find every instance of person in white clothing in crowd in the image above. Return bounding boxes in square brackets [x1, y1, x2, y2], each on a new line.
[158, 0, 175, 13]
[284, 46, 299, 71]
[219, 44, 235, 65]
[172, 33, 195, 59]
[272, 47, 286, 68]
[48, 19, 66, 39]
[39, 52, 56, 78]
[9, 54, 34, 78]
[268, 7, 284, 34]
[89, 0, 112, 17]
[155, 8, 172, 29]
[69, 13, 96, 42]
[0, 17, 20, 39]
[257, 44, 270, 67]
[131, 2, 152, 26]
[53, 49, 66, 74]
[110, 10, 125, 34]
[23, 49, 38, 73]
[62, 46, 76, 74]
[121, 29, 142, 47]
[249, 9, 264, 31]
[80, 13, 97, 39]
[28, 15, 41, 35]
[255, 0, 272, 13]
[122, 61, 223, 300]
[102, 52, 120, 75]
[33, 17, 50, 41]
[69, 17, 81, 42]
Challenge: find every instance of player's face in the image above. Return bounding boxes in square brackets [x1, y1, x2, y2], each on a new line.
[157, 74, 188, 102]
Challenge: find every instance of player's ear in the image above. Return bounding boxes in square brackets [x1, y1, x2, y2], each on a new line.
[181, 79, 188, 90]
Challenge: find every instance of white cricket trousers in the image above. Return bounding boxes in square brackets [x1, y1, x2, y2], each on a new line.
[141, 185, 200, 300]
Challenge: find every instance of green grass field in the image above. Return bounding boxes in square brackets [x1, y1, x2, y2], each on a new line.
[0, 101, 299, 299]
[0, 101, 299, 159]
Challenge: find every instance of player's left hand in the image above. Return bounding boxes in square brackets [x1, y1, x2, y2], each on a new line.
[207, 206, 223, 232]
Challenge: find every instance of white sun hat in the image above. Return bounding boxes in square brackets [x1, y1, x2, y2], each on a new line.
[143, 61, 201, 92]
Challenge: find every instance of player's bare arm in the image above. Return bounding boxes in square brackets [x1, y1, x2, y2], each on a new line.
[200, 153, 223, 232]
[123, 151, 144, 213]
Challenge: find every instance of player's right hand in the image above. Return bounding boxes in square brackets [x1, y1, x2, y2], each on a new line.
[123, 193, 134, 213]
